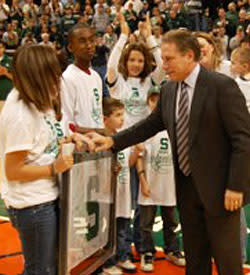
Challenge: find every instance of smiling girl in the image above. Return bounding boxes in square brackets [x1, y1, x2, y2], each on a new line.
[106, 13, 163, 129]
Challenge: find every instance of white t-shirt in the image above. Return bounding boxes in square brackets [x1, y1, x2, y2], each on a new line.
[109, 76, 151, 128]
[138, 130, 176, 206]
[0, 89, 64, 209]
[116, 148, 131, 218]
[107, 33, 163, 129]
[61, 64, 104, 129]
[235, 76, 250, 113]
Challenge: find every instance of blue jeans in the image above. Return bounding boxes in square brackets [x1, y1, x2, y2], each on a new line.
[125, 167, 141, 254]
[7, 201, 59, 275]
[117, 217, 131, 261]
[240, 208, 247, 263]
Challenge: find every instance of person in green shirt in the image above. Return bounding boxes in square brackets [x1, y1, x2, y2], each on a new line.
[0, 41, 13, 101]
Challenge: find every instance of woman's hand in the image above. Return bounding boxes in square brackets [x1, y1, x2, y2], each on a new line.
[119, 12, 130, 36]
[59, 133, 95, 153]
[53, 153, 74, 174]
[141, 13, 152, 39]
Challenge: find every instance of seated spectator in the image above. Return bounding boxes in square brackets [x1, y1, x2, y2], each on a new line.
[185, 0, 202, 30]
[150, 7, 164, 28]
[49, 0, 63, 17]
[105, 6, 116, 23]
[201, 7, 213, 32]
[50, 23, 64, 47]
[22, 0, 39, 18]
[20, 18, 37, 40]
[73, 2, 81, 22]
[83, 3, 94, 24]
[11, 20, 22, 38]
[152, 25, 162, 46]
[39, 32, 53, 47]
[0, 41, 13, 102]
[9, 0, 23, 23]
[94, 0, 108, 14]
[123, 2, 138, 32]
[21, 31, 37, 45]
[212, 22, 229, 59]
[164, 8, 186, 31]
[62, 4, 76, 38]
[229, 25, 245, 52]
[226, 2, 238, 31]
[92, 4, 110, 35]
[2, 23, 19, 50]
[138, 0, 149, 21]
[124, 0, 143, 16]
[103, 25, 118, 51]
[237, 8, 249, 31]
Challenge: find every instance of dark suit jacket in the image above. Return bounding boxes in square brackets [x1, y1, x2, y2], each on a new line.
[113, 66, 250, 216]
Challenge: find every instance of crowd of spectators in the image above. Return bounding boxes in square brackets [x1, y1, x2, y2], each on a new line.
[0, 0, 249, 98]
[0, 0, 249, 51]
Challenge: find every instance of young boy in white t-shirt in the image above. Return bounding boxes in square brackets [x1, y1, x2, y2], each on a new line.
[231, 47, 250, 112]
[231, 47, 250, 264]
[102, 98, 143, 275]
[137, 86, 185, 272]
[61, 23, 104, 131]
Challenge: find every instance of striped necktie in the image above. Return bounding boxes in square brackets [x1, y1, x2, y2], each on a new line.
[176, 82, 191, 176]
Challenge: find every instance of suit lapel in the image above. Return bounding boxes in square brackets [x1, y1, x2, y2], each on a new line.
[189, 67, 209, 148]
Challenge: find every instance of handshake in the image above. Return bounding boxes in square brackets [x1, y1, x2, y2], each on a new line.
[74, 132, 114, 153]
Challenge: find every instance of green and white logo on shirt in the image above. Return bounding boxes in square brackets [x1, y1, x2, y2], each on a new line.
[124, 87, 146, 116]
[150, 138, 172, 173]
[44, 116, 64, 158]
[117, 152, 128, 185]
[91, 88, 102, 126]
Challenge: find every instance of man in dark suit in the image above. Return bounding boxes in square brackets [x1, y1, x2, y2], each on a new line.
[89, 30, 250, 274]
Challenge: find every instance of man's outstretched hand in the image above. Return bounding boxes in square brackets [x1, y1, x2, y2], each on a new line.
[86, 132, 114, 152]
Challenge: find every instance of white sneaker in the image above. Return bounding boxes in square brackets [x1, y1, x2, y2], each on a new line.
[102, 265, 123, 275]
[117, 259, 137, 272]
[165, 251, 186, 266]
[140, 252, 154, 272]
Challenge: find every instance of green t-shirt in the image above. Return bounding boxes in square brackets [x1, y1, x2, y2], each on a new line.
[0, 54, 13, 100]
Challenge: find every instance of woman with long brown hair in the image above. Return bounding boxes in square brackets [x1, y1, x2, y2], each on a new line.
[194, 31, 233, 77]
[0, 44, 92, 275]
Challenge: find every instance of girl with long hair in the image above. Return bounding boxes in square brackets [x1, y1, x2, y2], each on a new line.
[0, 44, 92, 275]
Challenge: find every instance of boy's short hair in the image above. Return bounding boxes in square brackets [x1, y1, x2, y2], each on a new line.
[68, 23, 96, 44]
[103, 97, 124, 117]
[232, 47, 250, 68]
[147, 85, 160, 101]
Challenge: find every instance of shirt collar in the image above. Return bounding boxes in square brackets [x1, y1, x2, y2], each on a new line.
[183, 63, 200, 89]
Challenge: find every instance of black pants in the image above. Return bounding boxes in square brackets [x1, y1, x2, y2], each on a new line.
[177, 174, 242, 275]
[139, 205, 179, 254]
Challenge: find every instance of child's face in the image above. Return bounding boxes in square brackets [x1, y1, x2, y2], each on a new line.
[231, 54, 247, 76]
[104, 108, 124, 131]
[148, 94, 159, 111]
[68, 27, 96, 62]
[127, 50, 145, 77]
